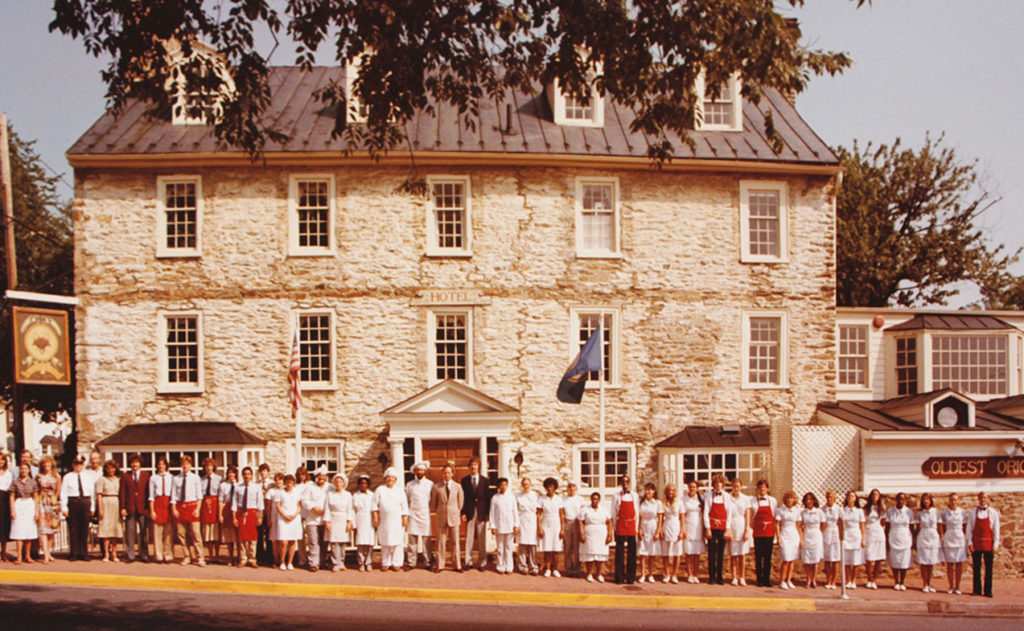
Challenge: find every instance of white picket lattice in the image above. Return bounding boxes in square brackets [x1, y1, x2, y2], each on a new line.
[792, 425, 860, 497]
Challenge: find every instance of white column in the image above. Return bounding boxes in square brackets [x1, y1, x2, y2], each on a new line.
[390, 440, 404, 475]
[479, 436, 489, 477]
[498, 438, 512, 480]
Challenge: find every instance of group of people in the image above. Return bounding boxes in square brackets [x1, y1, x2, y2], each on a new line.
[0, 452, 1003, 597]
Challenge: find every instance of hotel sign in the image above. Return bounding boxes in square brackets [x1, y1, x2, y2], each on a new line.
[12, 306, 71, 385]
[410, 288, 491, 306]
[921, 456, 1024, 479]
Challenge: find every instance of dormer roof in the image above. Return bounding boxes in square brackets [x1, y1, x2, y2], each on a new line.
[884, 314, 1017, 332]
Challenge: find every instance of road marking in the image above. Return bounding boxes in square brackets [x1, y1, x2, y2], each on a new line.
[0, 569, 814, 611]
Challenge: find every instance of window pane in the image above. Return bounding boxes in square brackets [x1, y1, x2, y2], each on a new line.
[931, 335, 1007, 395]
[165, 315, 199, 384]
[580, 182, 616, 253]
[748, 317, 780, 384]
[434, 313, 468, 381]
[747, 191, 779, 257]
[164, 181, 197, 249]
[296, 180, 330, 248]
[299, 313, 332, 383]
[433, 181, 465, 249]
[838, 325, 868, 386]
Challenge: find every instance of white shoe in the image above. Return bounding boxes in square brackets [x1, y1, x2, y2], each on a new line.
[850, 583, 857, 590]
[671, 576, 679, 584]
[947, 588, 954, 594]
[663, 575, 671, 583]
[597, 574, 605, 583]
[788, 581, 796, 589]
[552, 570, 560, 578]
[781, 582, 789, 590]
[954, 589, 962, 595]
[731, 578, 739, 586]
[287, 563, 295, 571]
[279, 564, 287, 571]
[586, 574, 595, 583]
[739, 578, 746, 586]
[543, 569, 551, 578]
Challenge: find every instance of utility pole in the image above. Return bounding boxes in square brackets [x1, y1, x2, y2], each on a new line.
[0, 112, 23, 454]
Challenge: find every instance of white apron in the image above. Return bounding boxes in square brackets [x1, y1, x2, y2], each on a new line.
[516, 490, 539, 546]
[373, 484, 408, 547]
[405, 478, 434, 537]
[352, 491, 375, 546]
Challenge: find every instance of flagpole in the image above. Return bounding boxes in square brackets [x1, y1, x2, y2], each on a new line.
[295, 405, 303, 470]
[598, 317, 606, 498]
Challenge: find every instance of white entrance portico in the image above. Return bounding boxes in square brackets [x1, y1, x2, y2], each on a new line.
[381, 380, 518, 483]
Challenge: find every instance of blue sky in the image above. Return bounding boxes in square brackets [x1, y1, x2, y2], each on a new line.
[1, 1, 1022, 306]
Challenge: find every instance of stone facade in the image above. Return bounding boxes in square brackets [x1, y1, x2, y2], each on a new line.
[74, 163, 837, 489]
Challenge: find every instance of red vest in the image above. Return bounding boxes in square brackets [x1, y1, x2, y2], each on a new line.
[753, 498, 776, 538]
[972, 511, 994, 552]
[615, 494, 637, 536]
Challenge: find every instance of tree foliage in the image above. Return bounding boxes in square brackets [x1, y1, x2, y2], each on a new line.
[836, 134, 1013, 307]
[50, 0, 861, 161]
[0, 122, 75, 418]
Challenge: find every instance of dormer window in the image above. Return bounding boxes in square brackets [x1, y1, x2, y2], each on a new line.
[164, 39, 235, 126]
[696, 72, 742, 132]
[345, 53, 370, 124]
[548, 78, 604, 128]
[932, 335, 1007, 396]
[895, 336, 918, 396]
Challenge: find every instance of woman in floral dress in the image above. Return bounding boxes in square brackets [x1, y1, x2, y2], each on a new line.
[35, 456, 61, 564]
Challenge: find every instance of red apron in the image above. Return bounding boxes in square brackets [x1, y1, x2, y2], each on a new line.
[178, 500, 200, 523]
[615, 495, 637, 536]
[201, 495, 219, 524]
[752, 499, 776, 538]
[153, 496, 171, 525]
[972, 512, 993, 551]
[238, 508, 259, 541]
[709, 497, 728, 530]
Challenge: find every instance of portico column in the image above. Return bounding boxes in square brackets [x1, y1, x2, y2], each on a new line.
[498, 438, 512, 480]
[390, 440, 404, 475]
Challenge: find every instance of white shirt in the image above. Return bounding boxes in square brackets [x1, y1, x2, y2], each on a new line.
[405, 477, 435, 536]
[82, 467, 103, 495]
[233, 482, 264, 511]
[218, 480, 238, 506]
[0, 469, 12, 491]
[300, 482, 329, 525]
[610, 490, 640, 525]
[170, 471, 203, 504]
[563, 494, 586, 522]
[201, 473, 222, 497]
[149, 472, 173, 499]
[489, 490, 520, 535]
[702, 490, 733, 530]
[59, 471, 97, 512]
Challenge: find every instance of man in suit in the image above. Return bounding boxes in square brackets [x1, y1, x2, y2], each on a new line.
[119, 453, 151, 562]
[460, 457, 491, 571]
[431, 463, 464, 572]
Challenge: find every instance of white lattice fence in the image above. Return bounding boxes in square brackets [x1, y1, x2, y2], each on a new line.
[792, 425, 860, 497]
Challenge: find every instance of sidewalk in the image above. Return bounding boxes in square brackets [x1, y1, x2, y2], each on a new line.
[1, 559, 1022, 616]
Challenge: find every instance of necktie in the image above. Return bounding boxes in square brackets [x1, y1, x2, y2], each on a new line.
[180, 475, 186, 502]
[77, 473, 84, 496]
[230, 483, 235, 505]
[446, 483, 451, 500]
[206, 477, 212, 496]
[162, 475, 166, 496]
[134, 471, 138, 484]
[242, 484, 249, 510]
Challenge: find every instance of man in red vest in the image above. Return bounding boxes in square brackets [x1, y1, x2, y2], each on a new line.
[967, 492, 1001, 598]
[611, 474, 639, 584]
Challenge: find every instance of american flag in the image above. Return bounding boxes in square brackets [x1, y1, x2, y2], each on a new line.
[288, 328, 302, 418]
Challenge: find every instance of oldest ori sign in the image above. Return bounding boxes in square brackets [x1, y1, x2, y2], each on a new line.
[921, 456, 1024, 479]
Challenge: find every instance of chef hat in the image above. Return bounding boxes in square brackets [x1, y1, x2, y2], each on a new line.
[566, 480, 579, 488]
[333, 472, 348, 485]
[411, 460, 430, 473]
[313, 465, 329, 478]
[383, 467, 399, 480]
[356, 474, 370, 482]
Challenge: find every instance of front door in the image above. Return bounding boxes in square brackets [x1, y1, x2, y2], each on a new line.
[421, 439, 479, 486]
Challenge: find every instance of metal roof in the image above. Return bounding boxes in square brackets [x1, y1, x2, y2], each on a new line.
[885, 314, 1017, 332]
[69, 66, 837, 165]
[818, 398, 1024, 432]
[96, 422, 266, 446]
[655, 424, 770, 449]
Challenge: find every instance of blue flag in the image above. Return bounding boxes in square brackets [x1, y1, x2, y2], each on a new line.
[557, 324, 603, 404]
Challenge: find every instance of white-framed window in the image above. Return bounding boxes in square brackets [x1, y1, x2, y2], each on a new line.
[288, 175, 335, 256]
[661, 449, 768, 492]
[570, 307, 620, 388]
[695, 72, 742, 132]
[105, 448, 253, 476]
[285, 440, 346, 478]
[156, 176, 202, 258]
[895, 336, 918, 396]
[575, 177, 621, 258]
[295, 310, 336, 390]
[573, 443, 634, 492]
[739, 181, 787, 263]
[426, 175, 472, 257]
[931, 334, 1007, 396]
[838, 324, 869, 388]
[158, 311, 203, 394]
[742, 311, 788, 389]
[429, 309, 472, 384]
[549, 78, 604, 127]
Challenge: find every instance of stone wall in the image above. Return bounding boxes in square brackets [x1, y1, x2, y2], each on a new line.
[73, 163, 837, 488]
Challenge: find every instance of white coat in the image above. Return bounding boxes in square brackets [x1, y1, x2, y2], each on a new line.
[372, 484, 409, 547]
[326, 489, 354, 543]
[405, 477, 434, 537]
[515, 490, 539, 545]
[300, 482, 329, 526]
[489, 490, 520, 535]
[352, 490, 375, 546]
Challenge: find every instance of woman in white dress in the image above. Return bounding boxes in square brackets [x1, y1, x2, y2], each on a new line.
[9, 462, 39, 563]
[862, 488, 886, 589]
[774, 490, 800, 590]
[325, 473, 354, 572]
[579, 491, 612, 583]
[914, 492, 942, 593]
[681, 480, 705, 583]
[266, 473, 284, 566]
[515, 478, 539, 575]
[728, 477, 752, 586]
[660, 484, 683, 584]
[275, 474, 302, 570]
[537, 478, 565, 578]
[938, 492, 966, 594]
[841, 490, 865, 589]
[885, 491, 915, 591]
[293, 466, 312, 567]
[351, 475, 375, 571]
[372, 467, 409, 571]
[798, 492, 824, 589]
[821, 490, 842, 590]
[637, 482, 663, 583]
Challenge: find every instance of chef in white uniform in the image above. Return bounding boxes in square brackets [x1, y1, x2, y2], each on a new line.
[325, 472, 354, 572]
[300, 466, 330, 571]
[404, 461, 434, 570]
[352, 474, 375, 571]
[489, 477, 520, 574]
[372, 467, 409, 571]
[515, 477, 540, 575]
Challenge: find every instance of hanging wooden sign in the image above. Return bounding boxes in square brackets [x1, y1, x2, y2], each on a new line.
[921, 456, 1024, 479]
[12, 306, 71, 385]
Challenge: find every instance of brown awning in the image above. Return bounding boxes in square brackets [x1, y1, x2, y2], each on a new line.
[97, 422, 266, 447]
[655, 425, 769, 449]
[885, 314, 1016, 332]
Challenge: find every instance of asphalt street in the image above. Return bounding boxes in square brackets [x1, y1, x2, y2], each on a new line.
[0, 585, 1020, 631]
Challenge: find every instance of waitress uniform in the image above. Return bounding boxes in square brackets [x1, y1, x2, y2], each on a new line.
[939, 507, 967, 563]
[864, 506, 886, 562]
[580, 504, 610, 562]
[841, 507, 865, 566]
[775, 505, 801, 563]
[538, 494, 564, 553]
[638, 498, 663, 557]
[751, 495, 777, 586]
[822, 504, 842, 563]
[682, 495, 705, 555]
[728, 492, 751, 556]
[800, 507, 824, 564]
[218, 480, 238, 544]
[660, 500, 683, 557]
[886, 506, 915, 570]
[351, 489, 375, 569]
[915, 507, 943, 566]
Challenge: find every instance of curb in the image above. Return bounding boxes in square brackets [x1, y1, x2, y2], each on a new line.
[813, 597, 1024, 617]
[0, 570, 815, 612]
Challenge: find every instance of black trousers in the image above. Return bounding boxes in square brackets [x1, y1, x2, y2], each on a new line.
[754, 536, 774, 586]
[67, 497, 92, 560]
[124, 512, 149, 561]
[614, 535, 637, 583]
[708, 529, 727, 584]
[257, 512, 273, 565]
[972, 550, 993, 597]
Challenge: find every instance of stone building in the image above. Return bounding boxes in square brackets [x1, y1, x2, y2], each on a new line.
[69, 65, 840, 495]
